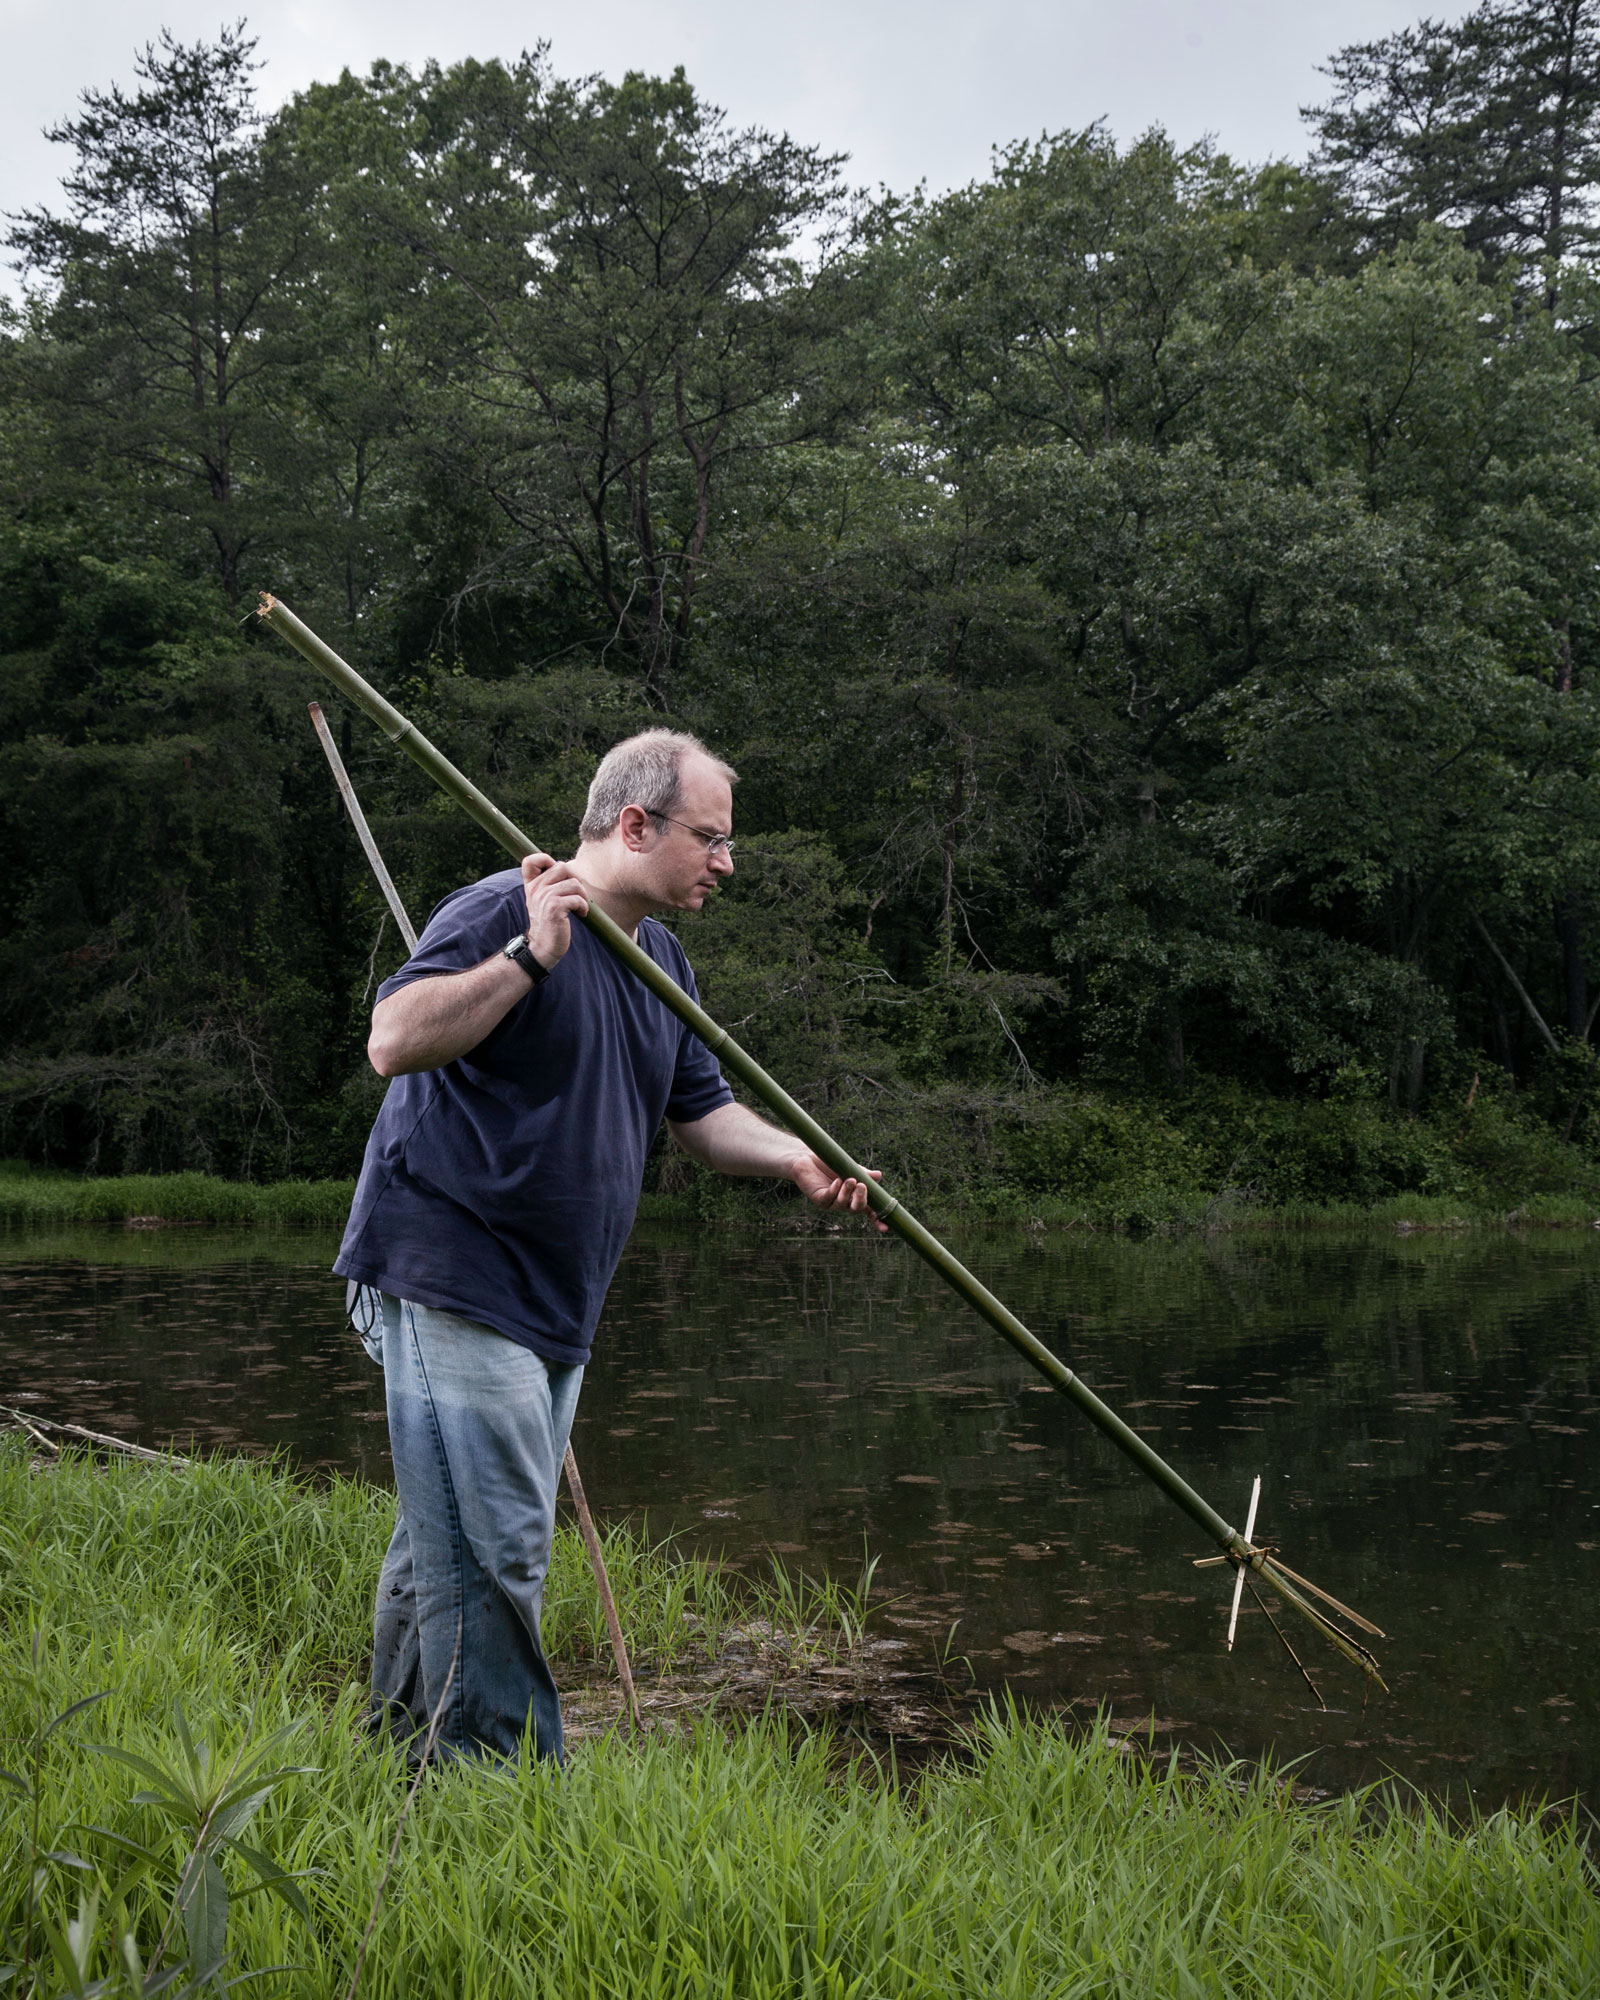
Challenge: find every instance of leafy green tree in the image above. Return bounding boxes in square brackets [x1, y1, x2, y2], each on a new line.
[839, 137, 1600, 1107]
[300, 52, 854, 698]
[887, 126, 1266, 458]
[0, 542, 305, 1172]
[6, 25, 313, 603]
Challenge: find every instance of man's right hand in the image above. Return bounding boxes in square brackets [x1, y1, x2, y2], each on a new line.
[368, 860, 588, 1077]
[521, 852, 591, 970]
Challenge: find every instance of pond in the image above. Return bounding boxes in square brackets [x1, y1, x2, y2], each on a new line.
[2, 1219, 1596, 1808]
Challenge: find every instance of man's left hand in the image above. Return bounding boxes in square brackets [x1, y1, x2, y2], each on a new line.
[665, 1103, 889, 1231]
[792, 1154, 887, 1233]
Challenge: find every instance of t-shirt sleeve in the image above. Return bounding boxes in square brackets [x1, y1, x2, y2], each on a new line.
[375, 875, 525, 1004]
[663, 954, 735, 1124]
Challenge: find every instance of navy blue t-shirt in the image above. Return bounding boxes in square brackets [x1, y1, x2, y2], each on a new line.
[334, 868, 732, 1365]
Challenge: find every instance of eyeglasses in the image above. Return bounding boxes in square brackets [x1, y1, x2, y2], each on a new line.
[645, 809, 735, 858]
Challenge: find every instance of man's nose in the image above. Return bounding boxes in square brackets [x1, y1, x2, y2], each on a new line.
[711, 844, 734, 876]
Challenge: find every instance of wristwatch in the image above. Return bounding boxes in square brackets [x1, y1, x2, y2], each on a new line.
[501, 933, 550, 984]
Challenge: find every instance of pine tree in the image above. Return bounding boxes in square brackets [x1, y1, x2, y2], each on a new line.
[1305, 1, 1600, 293]
[7, 24, 308, 601]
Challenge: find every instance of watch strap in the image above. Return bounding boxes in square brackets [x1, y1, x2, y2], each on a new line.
[502, 933, 550, 984]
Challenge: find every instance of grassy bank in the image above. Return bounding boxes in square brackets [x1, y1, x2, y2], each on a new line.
[8, 1068, 1600, 1239]
[9, 1165, 1596, 1239]
[3, 1447, 1596, 1996]
[0, 1166, 354, 1231]
[662, 1075, 1600, 1230]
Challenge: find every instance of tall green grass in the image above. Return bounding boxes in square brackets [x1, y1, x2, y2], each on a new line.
[0, 1442, 761, 1697]
[0, 1169, 353, 1231]
[3, 1444, 1596, 1995]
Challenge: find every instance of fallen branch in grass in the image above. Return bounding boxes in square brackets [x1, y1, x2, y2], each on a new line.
[0, 1406, 194, 1466]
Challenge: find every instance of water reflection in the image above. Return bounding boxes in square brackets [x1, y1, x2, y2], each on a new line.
[1, 1221, 1595, 1806]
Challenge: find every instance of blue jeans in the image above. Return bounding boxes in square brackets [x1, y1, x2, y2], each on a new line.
[367, 1294, 583, 1763]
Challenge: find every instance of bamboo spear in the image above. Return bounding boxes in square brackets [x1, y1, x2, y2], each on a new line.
[264, 594, 1387, 1696]
[307, 699, 642, 1732]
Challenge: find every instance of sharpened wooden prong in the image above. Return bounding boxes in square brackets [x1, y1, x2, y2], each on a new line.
[1226, 1474, 1261, 1653]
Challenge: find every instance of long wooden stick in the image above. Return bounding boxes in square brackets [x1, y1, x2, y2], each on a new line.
[309, 703, 415, 958]
[560, 1444, 641, 1730]
[307, 699, 643, 1729]
[267, 595, 1386, 1690]
[0, 1405, 193, 1465]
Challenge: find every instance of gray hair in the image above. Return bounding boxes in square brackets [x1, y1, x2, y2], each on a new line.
[578, 728, 738, 843]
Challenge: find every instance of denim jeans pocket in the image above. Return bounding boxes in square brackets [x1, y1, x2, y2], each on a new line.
[346, 1278, 385, 1365]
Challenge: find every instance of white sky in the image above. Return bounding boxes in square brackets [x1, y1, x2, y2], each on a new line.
[6, 2, 1464, 242]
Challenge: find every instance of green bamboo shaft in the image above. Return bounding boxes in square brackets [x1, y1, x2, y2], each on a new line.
[258, 594, 1243, 1559]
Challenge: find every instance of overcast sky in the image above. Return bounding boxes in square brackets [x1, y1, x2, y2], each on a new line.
[6, 1, 1463, 237]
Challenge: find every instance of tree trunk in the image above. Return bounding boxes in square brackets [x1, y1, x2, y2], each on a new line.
[940, 758, 966, 976]
[1482, 959, 1515, 1081]
[1553, 615, 1586, 1039]
[1404, 1035, 1427, 1114]
[1162, 997, 1186, 1094]
[1557, 891, 1589, 1038]
[1135, 775, 1157, 826]
[1542, 0, 1578, 305]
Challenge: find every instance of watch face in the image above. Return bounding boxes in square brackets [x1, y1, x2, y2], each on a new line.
[504, 935, 544, 979]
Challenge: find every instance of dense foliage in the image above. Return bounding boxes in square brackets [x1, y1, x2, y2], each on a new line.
[8, 7, 1600, 1201]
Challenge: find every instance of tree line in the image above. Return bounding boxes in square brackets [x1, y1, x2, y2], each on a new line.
[6, 3, 1600, 1202]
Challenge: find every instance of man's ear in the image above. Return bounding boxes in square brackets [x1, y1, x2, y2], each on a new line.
[617, 804, 655, 851]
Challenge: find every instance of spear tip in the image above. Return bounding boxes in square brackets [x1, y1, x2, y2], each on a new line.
[256, 591, 277, 618]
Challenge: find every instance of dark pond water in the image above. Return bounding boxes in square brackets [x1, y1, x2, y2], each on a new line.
[2, 1220, 1596, 1807]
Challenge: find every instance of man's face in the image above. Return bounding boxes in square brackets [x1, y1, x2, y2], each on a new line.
[638, 754, 735, 912]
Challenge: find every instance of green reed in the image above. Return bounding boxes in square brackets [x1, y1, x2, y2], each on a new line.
[3, 1443, 1596, 1997]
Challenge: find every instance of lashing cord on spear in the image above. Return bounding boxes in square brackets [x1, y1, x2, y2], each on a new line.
[261, 593, 1387, 1701]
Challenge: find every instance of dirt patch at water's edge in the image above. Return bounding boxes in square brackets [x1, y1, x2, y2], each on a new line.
[561, 1621, 976, 1767]
[556, 1622, 1338, 1802]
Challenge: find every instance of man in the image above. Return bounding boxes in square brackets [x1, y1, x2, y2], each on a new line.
[334, 727, 879, 1763]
